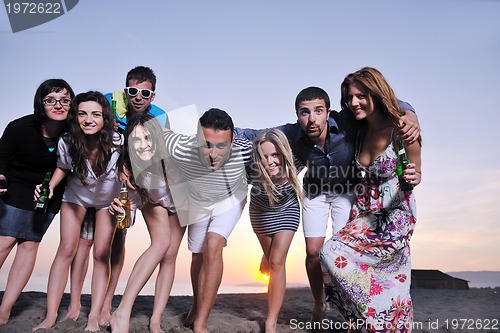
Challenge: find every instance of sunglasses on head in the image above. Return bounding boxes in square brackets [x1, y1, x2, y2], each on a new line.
[125, 87, 154, 99]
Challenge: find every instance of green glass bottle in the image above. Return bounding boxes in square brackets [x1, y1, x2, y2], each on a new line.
[34, 172, 52, 213]
[395, 139, 414, 192]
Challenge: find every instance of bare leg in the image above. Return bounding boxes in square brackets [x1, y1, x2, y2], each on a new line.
[258, 232, 294, 333]
[84, 209, 115, 332]
[0, 239, 39, 325]
[305, 237, 325, 324]
[110, 204, 171, 333]
[183, 252, 202, 327]
[33, 203, 86, 331]
[0, 235, 16, 268]
[149, 213, 185, 333]
[193, 232, 226, 333]
[100, 230, 126, 326]
[64, 238, 92, 321]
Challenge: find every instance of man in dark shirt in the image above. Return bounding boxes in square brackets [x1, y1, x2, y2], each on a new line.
[236, 86, 420, 323]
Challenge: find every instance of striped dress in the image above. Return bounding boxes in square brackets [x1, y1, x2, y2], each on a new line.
[249, 181, 300, 235]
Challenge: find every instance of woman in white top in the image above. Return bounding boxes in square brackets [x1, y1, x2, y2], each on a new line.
[109, 113, 185, 333]
[33, 91, 122, 332]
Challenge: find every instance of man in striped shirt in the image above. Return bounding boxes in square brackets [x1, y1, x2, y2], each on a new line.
[164, 108, 252, 333]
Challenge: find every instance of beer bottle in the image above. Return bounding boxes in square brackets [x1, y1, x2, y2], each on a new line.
[395, 139, 414, 192]
[116, 182, 131, 229]
[34, 172, 52, 213]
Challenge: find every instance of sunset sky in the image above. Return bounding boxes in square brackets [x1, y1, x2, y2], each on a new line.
[1, 1, 499, 292]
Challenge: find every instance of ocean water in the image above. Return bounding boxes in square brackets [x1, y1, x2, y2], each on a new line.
[0, 272, 272, 296]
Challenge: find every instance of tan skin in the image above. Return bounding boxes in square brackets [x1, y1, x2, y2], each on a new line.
[256, 140, 296, 333]
[296, 98, 421, 323]
[33, 102, 116, 332]
[184, 127, 235, 333]
[65, 79, 157, 327]
[109, 123, 186, 333]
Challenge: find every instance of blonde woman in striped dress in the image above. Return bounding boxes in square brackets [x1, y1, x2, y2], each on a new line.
[249, 129, 302, 333]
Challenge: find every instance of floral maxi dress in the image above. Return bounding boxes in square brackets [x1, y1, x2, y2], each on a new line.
[319, 136, 417, 333]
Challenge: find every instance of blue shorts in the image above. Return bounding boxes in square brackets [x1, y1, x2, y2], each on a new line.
[0, 199, 56, 242]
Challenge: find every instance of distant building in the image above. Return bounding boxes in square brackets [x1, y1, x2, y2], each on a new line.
[411, 269, 469, 290]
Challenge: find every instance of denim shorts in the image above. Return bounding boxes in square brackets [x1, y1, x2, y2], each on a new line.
[0, 199, 56, 242]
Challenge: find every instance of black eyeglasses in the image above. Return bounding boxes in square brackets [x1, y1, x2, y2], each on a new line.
[125, 87, 154, 99]
[43, 98, 71, 107]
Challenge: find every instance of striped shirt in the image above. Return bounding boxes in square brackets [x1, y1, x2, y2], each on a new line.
[164, 131, 252, 202]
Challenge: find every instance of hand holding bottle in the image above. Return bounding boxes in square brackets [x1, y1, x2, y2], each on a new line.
[401, 162, 421, 187]
[34, 183, 54, 201]
[34, 172, 53, 212]
[108, 197, 124, 216]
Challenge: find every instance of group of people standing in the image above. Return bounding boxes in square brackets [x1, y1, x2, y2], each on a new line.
[0, 65, 421, 333]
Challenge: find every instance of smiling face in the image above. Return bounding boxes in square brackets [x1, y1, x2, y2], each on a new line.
[43, 89, 71, 122]
[124, 79, 155, 114]
[77, 101, 104, 136]
[197, 127, 233, 171]
[259, 140, 286, 184]
[296, 98, 329, 145]
[347, 81, 375, 121]
[131, 125, 155, 161]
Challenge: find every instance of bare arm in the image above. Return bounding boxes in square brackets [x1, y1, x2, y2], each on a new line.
[34, 167, 69, 201]
[399, 110, 421, 144]
[403, 140, 422, 186]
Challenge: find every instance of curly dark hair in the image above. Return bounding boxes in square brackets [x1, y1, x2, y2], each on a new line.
[64, 91, 119, 185]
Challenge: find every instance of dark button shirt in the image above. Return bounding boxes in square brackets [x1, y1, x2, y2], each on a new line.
[279, 110, 359, 197]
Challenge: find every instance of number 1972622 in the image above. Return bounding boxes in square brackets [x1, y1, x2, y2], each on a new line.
[5, 2, 62, 14]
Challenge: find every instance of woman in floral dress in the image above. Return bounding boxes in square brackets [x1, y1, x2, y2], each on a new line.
[320, 67, 422, 333]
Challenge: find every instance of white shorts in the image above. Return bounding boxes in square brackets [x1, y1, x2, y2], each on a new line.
[187, 195, 247, 253]
[302, 192, 356, 238]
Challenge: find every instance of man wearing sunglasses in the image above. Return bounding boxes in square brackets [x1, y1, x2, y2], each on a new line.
[111, 66, 170, 132]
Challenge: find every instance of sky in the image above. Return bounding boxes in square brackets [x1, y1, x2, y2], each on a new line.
[1, 0, 500, 293]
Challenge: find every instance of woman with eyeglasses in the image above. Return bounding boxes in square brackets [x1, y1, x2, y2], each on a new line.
[0, 79, 75, 326]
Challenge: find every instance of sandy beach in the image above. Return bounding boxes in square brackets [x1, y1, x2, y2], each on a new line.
[0, 287, 499, 333]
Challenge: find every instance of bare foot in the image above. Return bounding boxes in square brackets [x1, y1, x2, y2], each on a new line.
[259, 254, 269, 275]
[193, 322, 208, 333]
[182, 310, 195, 328]
[149, 319, 166, 333]
[84, 313, 100, 332]
[32, 317, 57, 331]
[99, 308, 111, 326]
[311, 303, 325, 323]
[110, 310, 129, 333]
[265, 319, 277, 333]
[62, 305, 81, 321]
[0, 310, 10, 326]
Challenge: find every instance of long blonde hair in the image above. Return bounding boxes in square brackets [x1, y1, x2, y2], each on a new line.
[251, 129, 302, 206]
